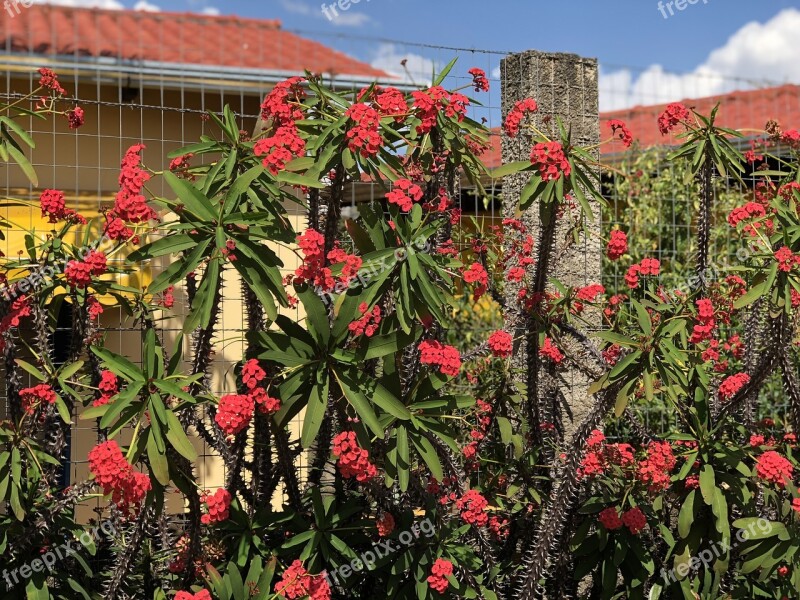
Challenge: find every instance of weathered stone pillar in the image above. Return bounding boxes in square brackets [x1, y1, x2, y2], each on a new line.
[500, 51, 602, 445]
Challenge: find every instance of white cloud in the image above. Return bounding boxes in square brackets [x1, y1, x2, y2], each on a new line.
[31, 0, 125, 8]
[371, 43, 435, 85]
[133, 0, 159, 11]
[600, 8, 800, 112]
[201, 6, 220, 15]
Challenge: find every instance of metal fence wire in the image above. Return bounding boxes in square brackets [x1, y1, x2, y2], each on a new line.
[1, 6, 798, 513]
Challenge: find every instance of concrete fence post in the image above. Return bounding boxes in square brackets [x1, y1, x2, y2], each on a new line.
[500, 50, 602, 445]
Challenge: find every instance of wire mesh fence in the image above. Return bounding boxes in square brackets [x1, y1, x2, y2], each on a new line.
[1, 4, 798, 513]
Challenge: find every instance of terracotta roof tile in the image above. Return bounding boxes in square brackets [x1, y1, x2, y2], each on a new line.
[482, 84, 800, 169]
[0, 4, 388, 79]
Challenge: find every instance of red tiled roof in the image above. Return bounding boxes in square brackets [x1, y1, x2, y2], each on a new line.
[483, 84, 800, 169]
[0, 4, 388, 79]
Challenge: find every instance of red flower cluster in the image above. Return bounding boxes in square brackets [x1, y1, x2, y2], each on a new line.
[254, 125, 306, 175]
[39, 189, 85, 223]
[658, 102, 690, 135]
[0, 296, 31, 338]
[488, 330, 513, 358]
[64, 250, 107, 289]
[67, 106, 85, 129]
[201, 488, 232, 524]
[775, 246, 800, 273]
[419, 340, 462, 377]
[636, 441, 676, 492]
[504, 98, 538, 138]
[332, 431, 377, 482]
[19, 383, 57, 414]
[368, 86, 408, 121]
[174, 591, 211, 600]
[88, 440, 151, 510]
[456, 489, 489, 527]
[250, 388, 281, 415]
[38, 68, 65, 95]
[345, 102, 383, 157]
[462, 399, 493, 461]
[756, 451, 794, 486]
[411, 86, 468, 134]
[105, 216, 134, 242]
[463, 262, 489, 299]
[112, 144, 156, 224]
[781, 129, 800, 149]
[294, 229, 334, 291]
[215, 394, 255, 436]
[427, 558, 454, 594]
[327, 246, 362, 286]
[625, 258, 660, 289]
[349, 302, 382, 337]
[241, 359, 266, 390]
[622, 507, 647, 534]
[689, 298, 716, 344]
[727, 202, 766, 227]
[530, 140, 571, 181]
[607, 119, 633, 147]
[468, 67, 490, 92]
[93, 370, 119, 407]
[580, 431, 635, 478]
[169, 153, 193, 174]
[598, 507, 623, 530]
[606, 230, 628, 260]
[718, 373, 750, 401]
[539, 337, 564, 364]
[386, 178, 424, 212]
[376, 512, 395, 537]
[602, 343, 622, 366]
[275, 560, 331, 600]
[261, 76, 306, 125]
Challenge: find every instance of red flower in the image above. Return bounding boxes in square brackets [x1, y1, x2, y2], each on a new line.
[376, 512, 395, 537]
[345, 102, 383, 157]
[88, 440, 151, 511]
[727, 202, 766, 227]
[241, 359, 266, 390]
[468, 67, 490, 92]
[658, 102, 690, 135]
[175, 591, 211, 600]
[504, 98, 538, 138]
[488, 330, 513, 358]
[598, 507, 623, 530]
[201, 488, 232, 524]
[332, 431, 377, 482]
[38, 68, 65, 95]
[539, 337, 564, 364]
[110, 145, 156, 224]
[530, 141, 570, 181]
[775, 246, 800, 273]
[636, 441, 676, 492]
[215, 394, 255, 436]
[385, 178, 424, 212]
[606, 230, 628, 261]
[260, 76, 306, 126]
[718, 373, 750, 401]
[419, 340, 462, 377]
[293, 229, 335, 291]
[275, 560, 331, 600]
[463, 262, 489, 299]
[93, 370, 118, 407]
[456, 489, 489, 527]
[349, 302, 382, 338]
[427, 558, 454, 594]
[19, 383, 57, 414]
[756, 451, 794, 486]
[607, 119, 633, 147]
[576, 284, 605, 302]
[249, 388, 281, 415]
[622, 507, 647, 535]
[254, 124, 306, 175]
[67, 106, 85, 129]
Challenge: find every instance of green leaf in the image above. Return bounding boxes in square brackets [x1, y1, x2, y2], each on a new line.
[699, 464, 716, 506]
[146, 429, 170, 485]
[163, 170, 217, 221]
[163, 409, 197, 461]
[490, 160, 533, 179]
[300, 376, 329, 448]
[334, 370, 383, 437]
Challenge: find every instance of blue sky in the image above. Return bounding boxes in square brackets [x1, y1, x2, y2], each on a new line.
[37, 1, 800, 110]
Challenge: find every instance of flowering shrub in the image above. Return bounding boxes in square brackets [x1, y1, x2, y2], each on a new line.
[3, 59, 800, 600]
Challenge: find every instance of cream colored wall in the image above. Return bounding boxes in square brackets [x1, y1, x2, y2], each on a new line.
[1, 74, 306, 519]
